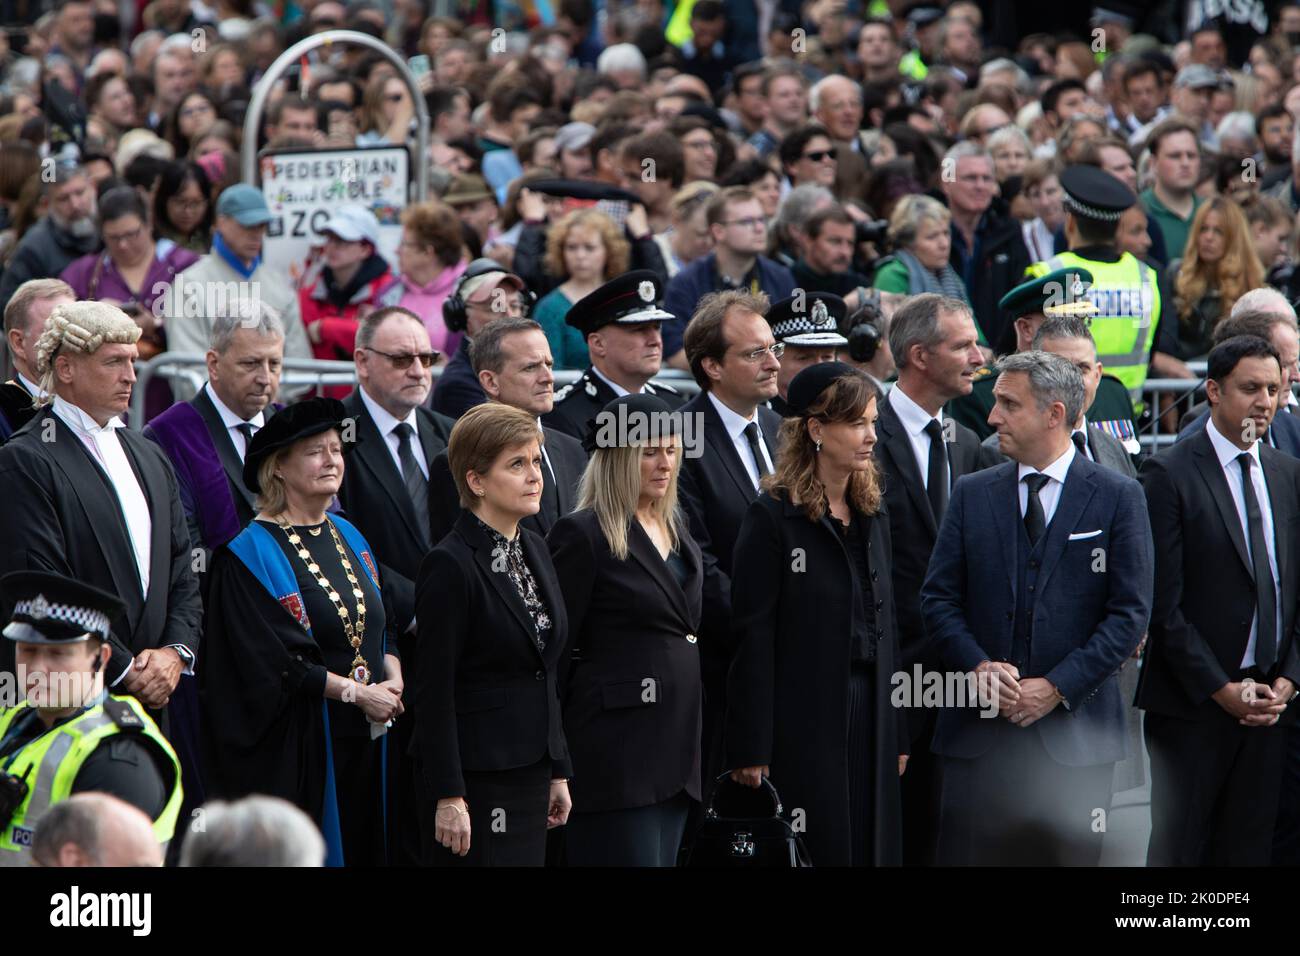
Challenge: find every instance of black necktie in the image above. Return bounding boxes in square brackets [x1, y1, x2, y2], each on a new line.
[744, 422, 771, 482]
[1238, 454, 1278, 672]
[1072, 430, 1089, 459]
[923, 418, 949, 522]
[539, 444, 558, 528]
[393, 423, 431, 548]
[234, 422, 255, 461]
[1022, 473, 1049, 547]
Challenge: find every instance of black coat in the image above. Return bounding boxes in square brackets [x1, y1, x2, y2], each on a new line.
[412, 510, 572, 801]
[430, 338, 487, 420]
[1138, 429, 1300, 721]
[675, 390, 783, 650]
[337, 389, 454, 630]
[0, 379, 36, 441]
[428, 422, 587, 545]
[542, 366, 685, 442]
[547, 508, 704, 812]
[0, 407, 202, 686]
[725, 491, 905, 867]
[949, 205, 1032, 350]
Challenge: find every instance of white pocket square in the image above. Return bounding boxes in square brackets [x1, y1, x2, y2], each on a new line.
[1068, 530, 1103, 541]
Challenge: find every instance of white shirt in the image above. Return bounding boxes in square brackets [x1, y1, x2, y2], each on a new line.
[591, 365, 648, 398]
[1016, 440, 1076, 528]
[708, 391, 773, 490]
[1205, 418, 1282, 670]
[204, 383, 264, 461]
[52, 396, 152, 596]
[359, 387, 427, 480]
[888, 385, 949, 492]
[16, 371, 41, 400]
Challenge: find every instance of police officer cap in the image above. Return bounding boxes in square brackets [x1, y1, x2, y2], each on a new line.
[1, 570, 125, 645]
[999, 267, 1098, 319]
[786, 361, 870, 418]
[244, 397, 354, 493]
[1059, 165, 1136, 222]
[582, 393, 680, 455]
[565, 271, 674, 337]
[767, 291, 849, 347]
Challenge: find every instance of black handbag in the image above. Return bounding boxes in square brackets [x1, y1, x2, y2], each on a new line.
[684, 774, 813, 867]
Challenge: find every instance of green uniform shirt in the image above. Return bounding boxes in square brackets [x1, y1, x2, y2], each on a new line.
[1140, 187, 1203, 264]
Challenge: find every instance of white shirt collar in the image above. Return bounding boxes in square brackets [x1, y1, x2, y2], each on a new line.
[888, 383, 941, 436]
[708, 391, 758, 441]
[591, 365, 646, 398]
[16, 371, 41, 398]
[1206, 415, 1261, 471]
[359, 385, 418, 438]
[204, 382, 265, 431]
[52, 395, 123, 434]
[1017, 439, 1076, 486]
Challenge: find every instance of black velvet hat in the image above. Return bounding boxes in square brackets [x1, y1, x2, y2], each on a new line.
[785, 361, 868, 417]
[582, 393, 680, 455]
[243, 397, 352, 493]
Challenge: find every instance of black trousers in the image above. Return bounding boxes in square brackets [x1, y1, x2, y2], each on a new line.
[1146, 711, 1285, 866]
[937, 721, 1114, 866]
[900, 705, 941, 866]
[565, 792, 692, 866]
[333, 734, 386, 867]
[422, 759, 552, 867]
[1272, 724, 1300, 864]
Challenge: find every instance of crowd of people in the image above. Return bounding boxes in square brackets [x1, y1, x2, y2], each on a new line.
[4, 0, 1300, 869]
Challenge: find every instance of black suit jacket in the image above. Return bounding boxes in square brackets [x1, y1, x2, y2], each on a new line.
[337, 389, 454, 629]
[428, 422, 586, 545]
[875, 396, 997, 676]
[412, 510, 572, 799]
[542, 366, 685, 441]
[0, 379, 36, 441]
[547, 508, 704, 811]
[1138, 429, 1300, 721]
[430, 338, 486, 420]
[0, 407, 202, 684]
[675, 390, 783, 651]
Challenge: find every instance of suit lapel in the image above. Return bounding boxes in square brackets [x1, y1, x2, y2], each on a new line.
[1262, 447, 1293, 602]
[701, 397, 759, 500]
[627, 519, 693, 633]
[350, 396, 421, 530]
[416, 411, 443, 467]
[119, 431, 170, 618]
[463, 516, 543, 658]
[1035, 456, 1098, 592]
[1192, 433, 1253, 577]
[192, 389, 257, 511]
[984, 462, 1020, 594]
[879, 403, 937, 536]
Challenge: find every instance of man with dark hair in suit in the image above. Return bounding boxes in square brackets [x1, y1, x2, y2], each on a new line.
[922, 350, 1153, 865]
[429, 317, 586, 545]
[338, 305, 454, 868]
[0, 279, 74, 440]
[876, 291, 997, 865]
[1140, 335, 1300, 866]
[675, 289, 783, 794]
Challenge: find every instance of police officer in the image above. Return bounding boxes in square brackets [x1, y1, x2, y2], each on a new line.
[765, 291, 850, 417]
[1023, 165, 1180, 417]
[949, 267, 1139, 449]
[544, 270, 684, 441]
[0, 571, 181, 865]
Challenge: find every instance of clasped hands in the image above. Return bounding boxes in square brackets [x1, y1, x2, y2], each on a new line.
[123, 647, 184, 710]
[1213, 677, 1295, 727]
[974, 660, 1062, 728]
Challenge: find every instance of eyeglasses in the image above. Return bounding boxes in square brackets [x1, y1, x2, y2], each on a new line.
[723, 216, 766, 230]
[735, 342, 785, 362]
[802, 148, 838, 162]
[168, 197, 208, 211]
[363, 346, 439, 369]
[103, 224, 145, 245]
[683, 138, 717, 151]
[180, 104, 215, 119]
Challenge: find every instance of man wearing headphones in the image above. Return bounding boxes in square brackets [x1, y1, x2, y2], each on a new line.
[431, 258, 534, 419]
[0, 571, 182, 866]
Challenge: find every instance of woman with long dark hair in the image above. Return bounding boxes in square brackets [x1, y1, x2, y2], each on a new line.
[152, 161, 214, 254]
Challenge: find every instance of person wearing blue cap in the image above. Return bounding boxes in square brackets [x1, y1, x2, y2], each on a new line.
[164, 183, 312, 398]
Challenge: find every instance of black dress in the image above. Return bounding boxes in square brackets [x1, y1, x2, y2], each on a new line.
[200, 518, 393, 867]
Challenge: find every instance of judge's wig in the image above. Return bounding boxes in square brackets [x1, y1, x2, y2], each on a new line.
[35, 301, 142, 404]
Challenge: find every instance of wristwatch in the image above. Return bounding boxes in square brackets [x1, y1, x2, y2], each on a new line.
[172, 645, 195, 670]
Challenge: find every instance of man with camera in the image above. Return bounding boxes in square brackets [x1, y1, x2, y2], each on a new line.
[0, 570, 182, 866]
[790, 205, 875, 305]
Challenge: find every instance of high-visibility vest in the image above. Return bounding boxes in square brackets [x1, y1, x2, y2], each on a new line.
[1027, 251, 1160, 408]
[0, 694, 182, 864]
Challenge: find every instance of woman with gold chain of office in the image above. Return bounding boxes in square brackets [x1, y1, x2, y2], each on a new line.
[199, 398, 403, 866]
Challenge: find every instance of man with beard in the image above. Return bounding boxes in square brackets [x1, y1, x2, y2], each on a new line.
[0, 166, 99, 316]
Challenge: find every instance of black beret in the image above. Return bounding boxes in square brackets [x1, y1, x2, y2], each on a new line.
[786, 361, 869, 417]
[243, 397, 353, 493]
[566, 271, 674, 337]
[2, 570, 125, 645]
[582, 393, 680, 455]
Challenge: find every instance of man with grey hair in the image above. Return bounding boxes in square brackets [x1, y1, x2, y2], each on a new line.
[145, 302, 286, 557]
[0, 278, 75, 439]
[596, 42, 647, 88]
[181, 796, 325, 867]
[922, 348, 1154, 865]
[808, 73, 872, 202]
[0, 300, 202, 719]
[33, 793, 164, 868]
[940, 142, 1031, 348]
[0, 165, 99, 316]
[874, 291, 996, 864]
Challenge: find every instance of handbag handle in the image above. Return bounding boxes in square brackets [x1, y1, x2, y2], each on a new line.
[706, 771, 785, 820]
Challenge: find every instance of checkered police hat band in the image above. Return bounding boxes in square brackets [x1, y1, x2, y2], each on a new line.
[1063, 194, 1123, 222]
[13, 595, 111, 639]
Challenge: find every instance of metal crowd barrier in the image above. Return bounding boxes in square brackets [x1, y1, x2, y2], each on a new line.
[130, 352, 702, 426]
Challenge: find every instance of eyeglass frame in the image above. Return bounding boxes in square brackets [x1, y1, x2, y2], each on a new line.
[734, 342, 785, 363]
[362, 346, 440, 369]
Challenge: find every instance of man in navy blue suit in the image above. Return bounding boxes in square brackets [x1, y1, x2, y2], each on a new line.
[921, 350, 1154, 865]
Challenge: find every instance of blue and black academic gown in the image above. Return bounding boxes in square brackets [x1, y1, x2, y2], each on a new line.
[198, 515, 393, 867]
